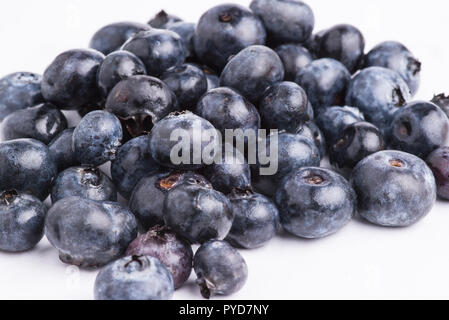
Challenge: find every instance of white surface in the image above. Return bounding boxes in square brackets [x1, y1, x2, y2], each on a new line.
[1, 0, 449, 300]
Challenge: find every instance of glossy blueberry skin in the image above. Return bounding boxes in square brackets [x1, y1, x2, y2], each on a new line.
[51, 166, 117, 203]
[94, 255, 174, 300]
[388, 101, 449, 159]
[2, 103, 67, 144]
[148, 10, 182, 28]
[0, 139, 57, 200]
[313, 24, 365, 73]
[0, 72, 44, 121]
[0, 190, 47, 252]
[126, 225, 193, 289]
[276, 167, 355, 239]
[48, 128, 79, 172]
[295, 121, 326, 158]
[105, 75, 178, 138]
[350, 150, 436, 227]
[149, 111, 220, 170]
[122, 29, 186, 77]
[250, 0, 314, 45]
[46, 196, 138, 268]
[97, 51, 147, 98]
[89, 22, 151, 55]
[167, 22, 196, 59]
[258, 82, 310, 132]
[161, 64, 207, 110]
[194, 4, 266, 71]
[130, 171, 211, 231]
[432, 93, 449, 118]
[195, 87, 261, 136]
[41, 49, 105, 111]
[220, 45, 284, 104]
[330, 122, 385, 170]
[275, 44, 313, 81]
[427, 147, 449, 200]
[226, 190, 279, 249]
[345, 67, 411, 132]
[194, 240, 248, 299]
[73, 111, 123, 167]
[295, 58, 351, 112]
[164, 181, 233, 244]
[365, 41, 421, 96]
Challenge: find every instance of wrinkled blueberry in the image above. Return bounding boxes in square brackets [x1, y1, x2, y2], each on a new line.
[167, 22, 196, 59]
[275, 44, 313, 81]
[148, 10, 182, 28]
[295, 121, 326, 158]
[427, 147, 449, 200]
[48, 128, 79, 172]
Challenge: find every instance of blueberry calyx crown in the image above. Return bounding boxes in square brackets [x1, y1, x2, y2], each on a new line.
[158, 172, 183, 191]
[124, 255, 144, 269]
[0, 190, 19, 205]
[393, 87, 407, 107]
[304, 174, 325, 185]
[120, 114, 154, 137]
[408, 57, 422, 76]
[80, 167, 102, 187]
[219, 13, 233, 23]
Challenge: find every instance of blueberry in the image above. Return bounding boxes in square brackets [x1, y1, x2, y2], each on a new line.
[295, 58, 351, 112]
[226, 189, 279, 249]
[167, 22, 196, 59]
[250, 0, 314, 45]
[194, 240, 248, 299]
[350, 150, 436, 227]
[126, 225, 193, 289]
[388, 101, 449, 159]
[51, 166, 116, 203]
[97, 51, 147, 98]
[130, 171, 211, 231]
[194, 4, 266, 71]
[295, 121, 326, 158]
[94, 255, 174, 300]
[200, 65, 220, 91]
[345, 67, 411, 132]
[275, 44, 313, 81]
[427, 147, 449, 200]
[0, 72, 44, 121]
[313, 24, 365, 73]
[0, 139, 57, 200]
[276, 167, 355, 238]
[122, 29, 186, 77]
[0, 190, 47, 252]
[46, 196, 138, 268]
[164, 180, 233, 244]
[365, 41, 421, 96]
[48, 128, 80, 172]
[148, 10, 182, 28]
[431, 93, 449, 118]
[105, 75, 178, 138]
[220, 45, 284, 104]
[2, 103, 67, 144]
[41, 49, 105, 111]
[161, 64, 207, 110]
[258, 82, 310, 132]
[73, 111, 123, 167]
[89, 22, 151, 55]
[149, 111, 220, 170]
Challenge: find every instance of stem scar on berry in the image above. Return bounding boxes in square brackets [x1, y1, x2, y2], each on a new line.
[304, 174, 324, 185]
[389, 159, 405, 168]
[0, 190, 19, 205]
[219, 13, 233, 23]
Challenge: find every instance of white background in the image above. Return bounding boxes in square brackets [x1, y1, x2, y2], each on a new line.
[0, 0, 449, 300]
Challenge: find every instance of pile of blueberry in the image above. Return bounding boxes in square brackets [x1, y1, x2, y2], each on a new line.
[1, 0, 449, 300]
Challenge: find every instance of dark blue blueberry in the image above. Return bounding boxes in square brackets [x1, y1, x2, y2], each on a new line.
[427, 147, 449, 200]
[89, 22, 151, 55]
[45, 196, 138, 268]
[130, 171, 211, 231]
[111, 135, 160, 199]
[167, 22, 196, 59]
[0, 139, 57, 200]
[388, 101, 449, 159]
[220, 45, 284, 104]
[201, 65, 220, 91]
[250, 0, 314, 45]
[350, 150, 436, 227]
[226, 189, 279, 249]
[365, 41, 421, 96]
[258, 81, 310, 132]
[97, 51, 147, 98]
[275, 44, 313, 81]
[431, 93, 449, 118]
[51, 166, 117, 203]
[194, 4, 266, 71]
[48, 128, 79, 172]
[276, 167, 355, 238]
[295, 121, 326, 158]
[122, 29, 186, 77]
[295, 58, 351, 112]
[164, 180, 233, 244]
[0, 190, 47, 252]
[194, 240, 248, 299]
[2, 103, 67, 144]
[161, 64, 207, 110]
[105, 75, 178, 138]
[41, 49, 105, 111]
[94, 255, 174, 300]
[0, 72, 44, 121]
[345, 67, 411, 133]
[148, 10, 182, 28]
[73, 111, 123, 167]
[126, 225, 193, 289]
